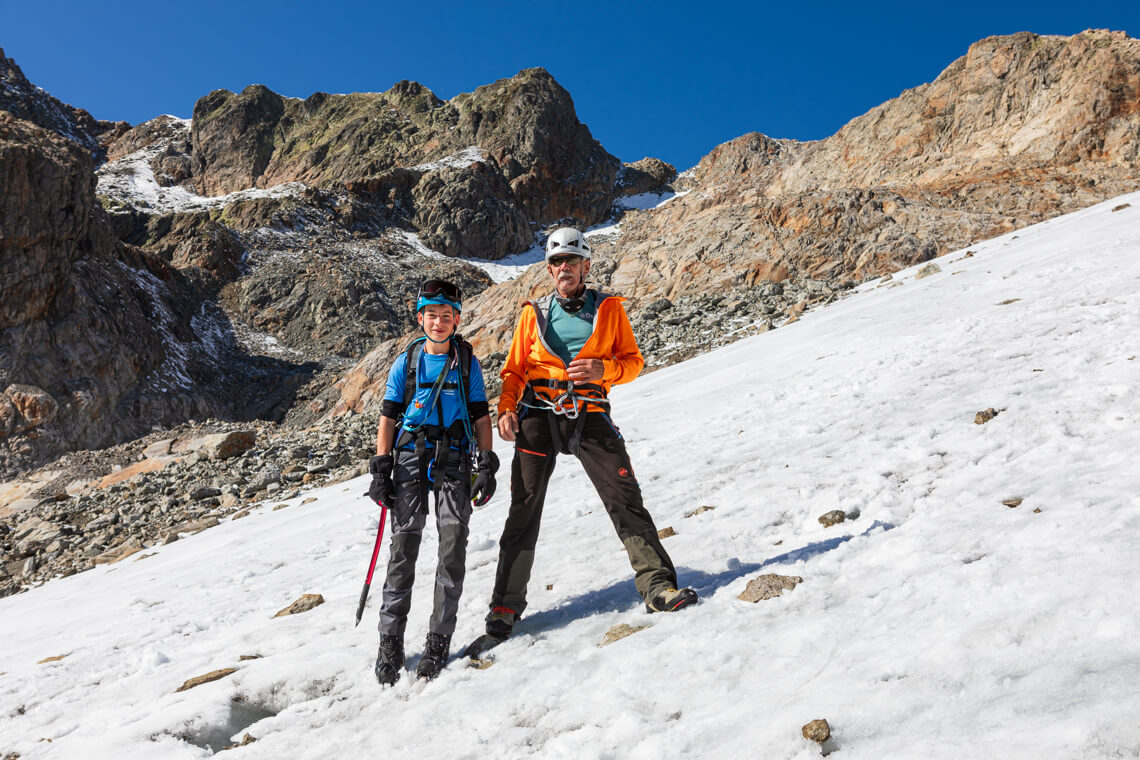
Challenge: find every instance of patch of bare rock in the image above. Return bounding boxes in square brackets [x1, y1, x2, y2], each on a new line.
[0, 414, 380, 598]
[738, 574, 803, 603]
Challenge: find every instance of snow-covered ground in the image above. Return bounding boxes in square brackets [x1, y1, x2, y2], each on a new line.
[3, 193, 1138, 759]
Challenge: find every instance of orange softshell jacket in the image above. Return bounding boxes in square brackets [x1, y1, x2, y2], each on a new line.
[497, 292, 644, 416]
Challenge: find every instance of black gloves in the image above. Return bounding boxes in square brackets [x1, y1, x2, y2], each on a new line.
[470, 450, 499, 507]
[369, 450, 497, 507]
[367, 454, 396, 508]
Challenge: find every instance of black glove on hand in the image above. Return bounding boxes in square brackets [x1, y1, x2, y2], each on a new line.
[470, 450, 499, 507]
[366, 454, 396, 509]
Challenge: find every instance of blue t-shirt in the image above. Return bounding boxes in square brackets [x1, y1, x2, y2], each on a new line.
[383, 346, 487, 436]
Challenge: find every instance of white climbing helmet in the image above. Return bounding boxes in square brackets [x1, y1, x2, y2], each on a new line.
[544, 227, 592, 261]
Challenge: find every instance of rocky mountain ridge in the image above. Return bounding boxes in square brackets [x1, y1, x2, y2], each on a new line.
[311, 29, 1140, 419]
[3, 56, 667, 481]
[0, 48, 127, 158]
[2, 30, 1139, 598]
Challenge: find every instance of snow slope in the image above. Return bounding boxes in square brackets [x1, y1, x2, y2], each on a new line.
[2, 193, 1138, 759]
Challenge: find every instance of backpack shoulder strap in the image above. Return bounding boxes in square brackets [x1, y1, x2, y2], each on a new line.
[530, 295, 555, 338]
[452, 335, 479, 444]
[402, 337, 427, 408]
[451, 334, 474, 401]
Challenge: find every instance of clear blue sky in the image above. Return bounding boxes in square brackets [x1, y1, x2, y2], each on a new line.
[4, 1, 1137, 170]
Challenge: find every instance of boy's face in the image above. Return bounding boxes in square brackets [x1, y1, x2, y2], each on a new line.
[417, 304, 460, 341]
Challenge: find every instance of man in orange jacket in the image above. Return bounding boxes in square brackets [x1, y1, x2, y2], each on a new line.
[481, 227, 698, 643]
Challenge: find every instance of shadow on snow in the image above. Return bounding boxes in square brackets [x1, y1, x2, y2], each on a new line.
[518, 521, 894, 637]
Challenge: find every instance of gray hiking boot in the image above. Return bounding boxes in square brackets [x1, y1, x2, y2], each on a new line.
[416, 632, 451, 681]
[374, 634, 404, 686]
[646, 587, 698, 613]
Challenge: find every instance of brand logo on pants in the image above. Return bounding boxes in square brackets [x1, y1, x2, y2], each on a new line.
[618, 467, 630, 478]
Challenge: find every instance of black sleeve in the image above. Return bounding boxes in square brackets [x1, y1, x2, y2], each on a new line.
[467, 400, 490, 420]
[382, 399, 406, 419]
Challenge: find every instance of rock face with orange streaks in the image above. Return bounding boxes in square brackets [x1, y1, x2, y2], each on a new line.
[606, 29, 1140, 297]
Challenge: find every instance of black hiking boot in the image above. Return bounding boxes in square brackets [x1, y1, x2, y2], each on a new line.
[374, 634, 404, 686]
[416, 632, 451, 681]
[646, 587, 699, 613]
[485, 605, 518, 640]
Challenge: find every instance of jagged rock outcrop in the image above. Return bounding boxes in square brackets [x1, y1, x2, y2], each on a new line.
[0, 111, 315, 478]
[190, 81, 447, 196]
[89, 68, 636, 369]
[612, 29, 1140, 294]
[105, 114, 194, 186]
[450, 69, 621, 226]
[618, 158, 678, 196]
[411, 161, 533, 259]
[186, 68, 621, 258]
[0, 47, 127, 157]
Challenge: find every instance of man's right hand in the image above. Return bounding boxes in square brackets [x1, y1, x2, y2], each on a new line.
[367, 454, 396, 508]
[497, 410, 519, 442]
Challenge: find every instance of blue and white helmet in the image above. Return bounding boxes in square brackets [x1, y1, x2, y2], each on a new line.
[545, 227, 592, 261]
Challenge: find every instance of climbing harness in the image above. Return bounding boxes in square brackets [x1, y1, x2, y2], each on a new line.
[394, 336, 478, 513]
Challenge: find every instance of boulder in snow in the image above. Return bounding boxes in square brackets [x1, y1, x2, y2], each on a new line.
[802, 718, 831, 742]
[738, 574, 803, 602]
[273, 593, 325, 618]
[599, 623, 649, 647]
[975, 408, 1000, 424]
[174, 667, 237, 693]
[818, 510, 847, 528]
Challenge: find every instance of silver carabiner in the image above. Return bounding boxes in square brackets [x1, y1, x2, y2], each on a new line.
[552, 390, 580, 419]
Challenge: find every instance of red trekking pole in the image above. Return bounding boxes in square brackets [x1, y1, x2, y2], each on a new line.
[354, 506, 388, 627]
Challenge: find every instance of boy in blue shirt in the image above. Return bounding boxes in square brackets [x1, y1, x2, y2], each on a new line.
[367, 279, 498, 684]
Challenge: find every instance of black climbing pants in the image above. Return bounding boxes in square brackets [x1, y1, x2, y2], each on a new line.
[491, 410, 677, 615]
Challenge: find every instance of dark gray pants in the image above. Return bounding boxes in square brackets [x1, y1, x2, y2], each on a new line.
[491, 411, 677, 615]
[378, 449, 472, 638]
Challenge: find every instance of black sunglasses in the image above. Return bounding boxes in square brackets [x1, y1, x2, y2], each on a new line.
[548, 255, 584, 267]
[420, 279, 462, 302]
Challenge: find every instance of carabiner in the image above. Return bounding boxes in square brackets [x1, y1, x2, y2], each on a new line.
[553, 390, 580, 419]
